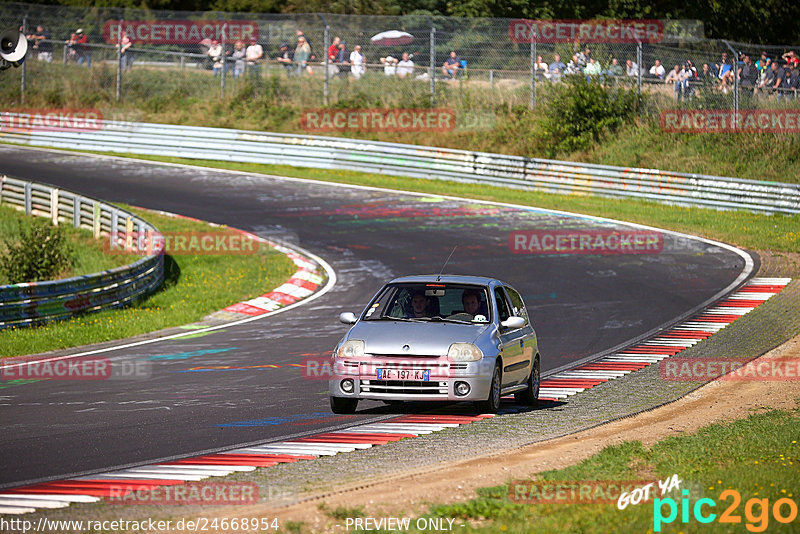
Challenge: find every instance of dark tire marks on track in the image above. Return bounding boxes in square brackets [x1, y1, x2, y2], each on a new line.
[0, 146, 749, 486]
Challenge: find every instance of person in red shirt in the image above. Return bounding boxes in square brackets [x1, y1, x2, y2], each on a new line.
[328, 36, 340, 62]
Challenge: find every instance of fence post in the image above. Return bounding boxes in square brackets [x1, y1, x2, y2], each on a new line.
[429, 20, 435, 108]
[636, 41, 643, 109]
[20, 14, 27, 105]
[220, 22, 227, 99]
[722, 40, 738, 130]
[320, 15, 329, 106]
[489, 69, 493, 89]
[116, 17, 123, 101]
[180, 51, 185, 71]
[529, 28, 536, 109]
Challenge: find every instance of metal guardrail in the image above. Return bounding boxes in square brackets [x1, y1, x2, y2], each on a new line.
[0, 117, 798, 214]
[0, 176, 163, 330]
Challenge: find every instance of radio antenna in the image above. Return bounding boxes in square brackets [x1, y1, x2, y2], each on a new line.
[436, 246, 457, 281]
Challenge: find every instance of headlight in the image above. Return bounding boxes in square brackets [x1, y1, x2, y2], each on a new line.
[336, 339, 365, 359]
[448, 343, 483, 362]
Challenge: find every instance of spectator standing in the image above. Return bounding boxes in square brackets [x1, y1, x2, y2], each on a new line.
[738, 54, 758, 91]
[397, 52, 414, 78]
[699, 63, 715, 84]
[208, 39, 224, 77]
[276, 42, 293, 75]
[782, 51, 799, 69]
[117, 31, 133, 71]
[296, 29, 315, 62]
[649, 59, 665, 80]
[231, 40, 246, 78]
[549, 53, 566, 81]
[294, 36, 312, 76]
[28, 25, 52, 62]
[327, 36, 341, 77]
[328, 36, 340, 62]
[442, 50, 460, 79]
[777, 64, 798, 101]
[66, 28, 90, 67]
[756, 51, 771, 78]
[350, 44, 365, 79]
[246, 39, 263, 77]
[334, 41, 349, 78]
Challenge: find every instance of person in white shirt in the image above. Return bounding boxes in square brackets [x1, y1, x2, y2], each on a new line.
[208, 40, 223, 77]
[245, 40, 263, 77]
[381, 56, 397, 76]
[535, 55, 549, 80]
[649, 59, 665, 80]
[397, 52, 414, 78]
[350, 45, 365, 79]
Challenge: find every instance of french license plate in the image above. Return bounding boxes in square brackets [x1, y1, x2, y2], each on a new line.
[376, 368, 430, 381]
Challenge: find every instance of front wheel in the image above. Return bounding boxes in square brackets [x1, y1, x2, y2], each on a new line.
[515, 356, 540, 406]
[476, 363, 502, 414]
[330, 396, 358, 414]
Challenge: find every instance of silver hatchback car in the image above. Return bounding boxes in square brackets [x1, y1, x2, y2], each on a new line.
[330, 275, 540, 414]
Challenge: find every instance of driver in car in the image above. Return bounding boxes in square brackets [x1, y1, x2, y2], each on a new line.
[408, 291, 429, 318]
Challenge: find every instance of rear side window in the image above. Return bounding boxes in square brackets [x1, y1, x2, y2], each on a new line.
[494, 287, 512, 322]
[504, 286, 529, 325]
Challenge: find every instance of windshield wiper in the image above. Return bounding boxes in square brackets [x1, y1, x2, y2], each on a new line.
[377, 316, 429, 323]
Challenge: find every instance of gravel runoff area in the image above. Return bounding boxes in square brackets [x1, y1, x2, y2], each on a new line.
[10, 252, 799, 531]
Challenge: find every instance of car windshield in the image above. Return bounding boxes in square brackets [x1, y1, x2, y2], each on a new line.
[363, 282, 491, 323]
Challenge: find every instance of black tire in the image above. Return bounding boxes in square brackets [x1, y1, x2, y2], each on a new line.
[515, 356, 540, 406]
[330, 396, 358, 414]
[477, 363, 502, 414]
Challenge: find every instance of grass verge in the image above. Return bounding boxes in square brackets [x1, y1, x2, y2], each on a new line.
[81, 153, 799, 253]
[0, 203, 133, 284]
[409, 408, 799, 533]
[0, 206, 296, 357]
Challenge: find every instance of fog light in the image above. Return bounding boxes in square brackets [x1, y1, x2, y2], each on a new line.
[455, 381, 470, 396]
[340, 379, 354, 393]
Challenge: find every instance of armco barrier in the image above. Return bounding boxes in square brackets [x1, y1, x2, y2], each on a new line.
[0, 117, 798, 214]
[0, 176, 163, 330]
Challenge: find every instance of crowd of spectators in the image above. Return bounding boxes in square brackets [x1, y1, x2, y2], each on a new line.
[18, 23, 800, 100]
[530, 46, 799, 100]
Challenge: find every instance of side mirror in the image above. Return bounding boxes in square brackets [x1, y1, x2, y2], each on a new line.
[501, 316, 526, 330]
[338, 312, 358, 325]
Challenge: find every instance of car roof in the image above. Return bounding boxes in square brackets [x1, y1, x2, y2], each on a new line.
[388, 274, 503, 286]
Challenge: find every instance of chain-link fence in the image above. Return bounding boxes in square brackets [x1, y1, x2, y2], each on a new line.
[1, 2, 798, 123]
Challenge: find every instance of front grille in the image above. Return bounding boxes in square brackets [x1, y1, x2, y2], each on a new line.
[361, 380, 448, 396]
[450, 363, 468, 370]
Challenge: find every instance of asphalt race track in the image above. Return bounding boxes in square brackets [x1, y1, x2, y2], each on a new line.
[0, 145, 752, 487]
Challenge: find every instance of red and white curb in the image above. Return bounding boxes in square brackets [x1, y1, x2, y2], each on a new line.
[134, 207, 326, 320]
[537, 277, 792, 401]
[221, 244, 324, 317]
[0, 415, 491, 515]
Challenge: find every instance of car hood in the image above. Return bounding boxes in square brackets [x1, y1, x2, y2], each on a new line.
[346, 320, 492, 356]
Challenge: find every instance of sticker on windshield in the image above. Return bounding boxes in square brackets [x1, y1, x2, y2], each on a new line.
[473, 314, 487, 322]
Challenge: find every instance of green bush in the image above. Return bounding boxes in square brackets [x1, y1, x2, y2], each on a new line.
[0, 218, 75, 283]
[540, 76, 640, 157]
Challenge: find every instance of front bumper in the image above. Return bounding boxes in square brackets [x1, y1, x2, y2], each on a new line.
[329, 357, 492, 402]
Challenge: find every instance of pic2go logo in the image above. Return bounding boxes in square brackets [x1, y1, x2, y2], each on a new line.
[654, 490, 798, 532]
